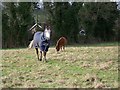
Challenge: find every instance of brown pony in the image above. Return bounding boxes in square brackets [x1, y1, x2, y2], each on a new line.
[56, 37, 67, 52]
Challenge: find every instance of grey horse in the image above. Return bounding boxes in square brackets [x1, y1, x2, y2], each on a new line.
[33, 25, 51, 62]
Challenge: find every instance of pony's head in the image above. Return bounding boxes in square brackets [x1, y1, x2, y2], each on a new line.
[44, 25, 51, 40]
[56, 45, 60, 52]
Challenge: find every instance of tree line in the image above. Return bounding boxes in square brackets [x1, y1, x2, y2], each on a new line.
[2, 2, 120, 48]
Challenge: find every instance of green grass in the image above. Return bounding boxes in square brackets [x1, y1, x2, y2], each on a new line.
[1, 43, 119, 88]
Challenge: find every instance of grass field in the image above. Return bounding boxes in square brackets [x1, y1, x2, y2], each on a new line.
[1, 43, 119, 88]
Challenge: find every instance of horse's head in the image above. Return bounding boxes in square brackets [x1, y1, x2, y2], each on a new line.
[44, 25, 51, 40]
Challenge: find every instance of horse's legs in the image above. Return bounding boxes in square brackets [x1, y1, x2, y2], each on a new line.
[40, 51, 42, 61]
[35, 48, 39, 60]
[43, 51, 47, 62]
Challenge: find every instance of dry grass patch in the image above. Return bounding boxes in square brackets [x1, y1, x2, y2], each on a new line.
[1, 44, 118, 88]
[83, 73, 106, 88]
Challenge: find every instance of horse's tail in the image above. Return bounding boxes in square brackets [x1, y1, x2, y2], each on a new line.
[28, 40, 34, 48]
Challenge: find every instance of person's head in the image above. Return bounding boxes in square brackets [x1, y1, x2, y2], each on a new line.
[79, 29, 86, 36]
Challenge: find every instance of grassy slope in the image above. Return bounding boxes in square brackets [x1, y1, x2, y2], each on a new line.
[1, 43, 118, 88]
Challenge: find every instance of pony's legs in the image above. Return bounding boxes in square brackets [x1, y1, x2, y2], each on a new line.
[63, 45, 65, 51]
[35, 48, 39, 60]
[40, 51, 42, 61]
[60, 46, 63, 51]
[61, 46, 63, 51]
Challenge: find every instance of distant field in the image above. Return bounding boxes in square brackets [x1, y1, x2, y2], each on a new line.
[1, 43, 119, 88]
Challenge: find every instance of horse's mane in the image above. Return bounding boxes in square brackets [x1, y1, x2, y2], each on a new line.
[56, 37, 66, 48]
